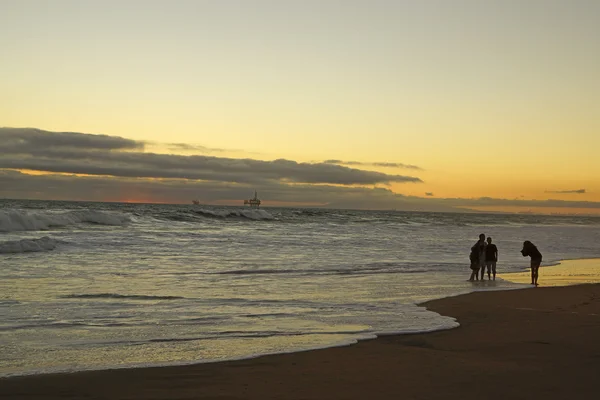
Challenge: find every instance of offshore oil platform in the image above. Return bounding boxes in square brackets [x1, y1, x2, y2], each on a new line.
[243, 191, 261, 208]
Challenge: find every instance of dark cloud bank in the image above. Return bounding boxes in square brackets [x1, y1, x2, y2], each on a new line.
[1, 128, 434, 210]
[0, 128, 421, 186]
[2, 128, 600, 213]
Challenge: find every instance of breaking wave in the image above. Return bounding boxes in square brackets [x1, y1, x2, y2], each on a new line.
[0, 236, 58, 254]
[61, 293, 184, 300]
[192, 208, 275, 221]
[0, 209, 130, 232]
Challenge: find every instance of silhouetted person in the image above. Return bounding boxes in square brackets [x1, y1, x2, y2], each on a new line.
[485, 237, 498, 280]
[521, 240, 542, 286]
[469, 234, 487, 281]
[469, 245, 479, 281]
[476, 234, 487, 280]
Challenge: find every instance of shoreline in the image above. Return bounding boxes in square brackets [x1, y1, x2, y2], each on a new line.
[2, 258, 600, 380]
[2, 283, 599, 399]
[0, 259, 600, 399]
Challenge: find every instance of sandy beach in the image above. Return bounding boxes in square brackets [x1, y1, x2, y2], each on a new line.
[2, 275, 600, 400]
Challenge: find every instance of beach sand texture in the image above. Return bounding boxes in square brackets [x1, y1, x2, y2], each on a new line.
[2, 279, 599, 399]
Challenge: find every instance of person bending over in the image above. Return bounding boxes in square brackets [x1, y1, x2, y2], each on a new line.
[521, 240, 542, 286]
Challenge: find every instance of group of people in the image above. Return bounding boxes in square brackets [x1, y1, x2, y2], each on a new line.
[469, 234, 498, 281]
[469, 234, 543, 285]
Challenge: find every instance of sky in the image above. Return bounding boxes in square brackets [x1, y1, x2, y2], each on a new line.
[1, 0, 599, 214]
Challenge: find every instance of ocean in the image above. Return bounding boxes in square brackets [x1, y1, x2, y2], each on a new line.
[2, 199, 600, 377]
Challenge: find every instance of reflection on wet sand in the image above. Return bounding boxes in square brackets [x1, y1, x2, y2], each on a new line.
[501, 258, 600, 287]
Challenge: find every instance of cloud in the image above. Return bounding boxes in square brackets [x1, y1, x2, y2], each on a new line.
[166, 143, 227, 153]
[371, 162, 422, 170]
[6, 129, 598, 213]
[437, 196, 600, 210]
[0, 127, 142, 151]
[0, 128, 423, 186]
[545, 189, 586, 194]
[323, 159, 422, 170]
[4, 169, 600, 213]
[0, 170, 447, 211]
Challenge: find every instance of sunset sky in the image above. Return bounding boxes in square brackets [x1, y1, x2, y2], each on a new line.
[1, 0, 599, 214]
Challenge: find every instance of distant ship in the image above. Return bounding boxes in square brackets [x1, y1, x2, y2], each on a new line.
[243, 191, 261, 208]
[192, 200, 200, 205]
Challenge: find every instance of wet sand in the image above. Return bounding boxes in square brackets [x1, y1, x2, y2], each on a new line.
[501, 257, 600, 286]
[2, 279, 600, 399]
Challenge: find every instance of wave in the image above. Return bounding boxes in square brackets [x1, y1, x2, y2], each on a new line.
[206, 262, 449, 277]
[0, 209, 130, 232]
[146, 329, 368, 343]
[162, 212, 202, 223]
[291, 209, 331, 217]
[0, 321, 92, 332]
[80, 328, 373, 347]
[193, 208, 275, 221]
[0, 236, 58, 254]
[156, 208, 275, 223]
[0, 300, 21, 305]
[61, 293, 184, 300]
[210, 268, 431, 276]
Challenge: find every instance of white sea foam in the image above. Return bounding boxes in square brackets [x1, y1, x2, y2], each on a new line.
[0, 236, 57, 254]
[0, 209, 130, 232]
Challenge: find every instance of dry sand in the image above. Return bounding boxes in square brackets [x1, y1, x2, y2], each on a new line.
[2, 283, 599, 399]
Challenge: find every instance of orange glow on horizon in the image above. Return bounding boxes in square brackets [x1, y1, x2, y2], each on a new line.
[462, 206, 600, 216]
